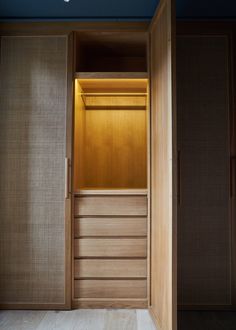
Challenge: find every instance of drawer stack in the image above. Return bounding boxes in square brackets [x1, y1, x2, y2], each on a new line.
[73, 191, 148, 308]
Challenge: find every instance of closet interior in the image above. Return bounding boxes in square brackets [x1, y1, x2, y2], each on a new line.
[72, 32, 150, 308]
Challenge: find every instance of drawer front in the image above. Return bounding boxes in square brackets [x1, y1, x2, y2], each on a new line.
[74, 238, 147, 258]
[74, 279, 147, 298]
[74, 259, 147, 278]
[74, 196, 147, 216]
[74, 217, 147, 237]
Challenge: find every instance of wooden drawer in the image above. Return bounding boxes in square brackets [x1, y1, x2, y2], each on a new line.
[74, 238, 147, 257]
[74, 217, 147, 237]
[74, 196, 147, 216]
[74, 279, 147, 298]
[74, 259, 147, 278]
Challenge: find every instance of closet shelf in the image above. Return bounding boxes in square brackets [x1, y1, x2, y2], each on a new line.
[80, 92, 147, 110]
[74, 189, 148, 196]
[75, 72, 148, 79]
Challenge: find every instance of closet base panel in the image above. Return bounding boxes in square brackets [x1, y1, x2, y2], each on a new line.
[72, 298, 148, 309]
[74, 279, 147, 299]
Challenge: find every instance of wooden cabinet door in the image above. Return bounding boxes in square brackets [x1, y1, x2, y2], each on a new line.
[0, 36, 72, 309]
[177, 35, 231, 308]
[149, 0, 177, 329]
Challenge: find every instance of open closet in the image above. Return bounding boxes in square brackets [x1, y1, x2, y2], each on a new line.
[73, 76, 149, 304]
[72, 32, 150, 308]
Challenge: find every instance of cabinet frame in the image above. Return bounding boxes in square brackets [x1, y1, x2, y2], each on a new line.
[0, 15, 177, 330]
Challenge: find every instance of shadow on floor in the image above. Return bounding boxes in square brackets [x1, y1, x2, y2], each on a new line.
[178, 311, 236, 330]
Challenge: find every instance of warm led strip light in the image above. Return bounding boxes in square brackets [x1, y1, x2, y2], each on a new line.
[80, 92, 148, 96]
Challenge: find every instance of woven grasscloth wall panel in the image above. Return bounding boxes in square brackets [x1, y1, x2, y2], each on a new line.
[0, 36, 67, 304]
[177, 36, 230, 305]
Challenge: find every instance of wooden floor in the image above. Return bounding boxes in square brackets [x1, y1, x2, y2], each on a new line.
[2, 309, 236, 329]
[0, 309, 157, 330]
[178, 311, 236, 330]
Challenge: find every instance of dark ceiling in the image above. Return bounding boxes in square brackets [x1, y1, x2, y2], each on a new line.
[0, 0, 236, 20]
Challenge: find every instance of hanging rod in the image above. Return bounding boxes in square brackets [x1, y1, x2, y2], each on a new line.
[80, 92, 147, 96]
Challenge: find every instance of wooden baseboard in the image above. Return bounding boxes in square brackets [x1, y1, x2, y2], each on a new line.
[72, 298, 148, 309]
[0, 302, 70, 310]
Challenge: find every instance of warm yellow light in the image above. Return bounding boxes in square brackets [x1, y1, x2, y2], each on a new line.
[76, 78, 148, 92]
[75, 78, 148, 110]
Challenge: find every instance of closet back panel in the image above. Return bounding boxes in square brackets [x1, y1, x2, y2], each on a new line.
[0, 36, 67, 304]
[177, 36, 230, 306]
[74, 80, 147, 190]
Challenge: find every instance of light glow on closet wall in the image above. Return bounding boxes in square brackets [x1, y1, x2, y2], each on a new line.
[73, 78, 148, 190]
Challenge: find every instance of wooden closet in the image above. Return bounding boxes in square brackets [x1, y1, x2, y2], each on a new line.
[73, 71, 149, 307]
[0, 0, 177, 329]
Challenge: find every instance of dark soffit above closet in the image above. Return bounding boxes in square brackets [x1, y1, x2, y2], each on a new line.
[0, 0, 236, 20]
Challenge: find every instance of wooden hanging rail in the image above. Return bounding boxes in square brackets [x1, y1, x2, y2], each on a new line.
[80, 92, 148, 96]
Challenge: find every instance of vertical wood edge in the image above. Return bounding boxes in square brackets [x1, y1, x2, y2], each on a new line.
[171, 0, 178, 327]
[64, 32, 74, 309]
[148, 306, 163, 330]
[149, 0, 177, 329]
[71, 31, 77, 307]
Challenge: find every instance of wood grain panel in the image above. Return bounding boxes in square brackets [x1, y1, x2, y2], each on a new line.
[0, 22, 149, 36]
[75, 189, 147, 195]
[74, 196, 147, 216]
[74, 217, 147, 237]
[74, 78, 147, 190]
[74, 259, 147, 278]
[83, 95, 146, 109]
[0, 36, 68, 305]
[74, 238, 147, 257]
[76, 76, 148, 88]
[74, 80, 86, 191]
[72, 298, 148, 308]
[149, 0, 177, 329]
[177, 35, 230, 306]
[75, 72, 148, 79]
[74, 280, 147, 298]
[82, 109, 147, 189]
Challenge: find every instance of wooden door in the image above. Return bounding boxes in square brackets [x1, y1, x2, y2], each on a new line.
[0, 36, 72, 309]
[149, 0, 177, 329]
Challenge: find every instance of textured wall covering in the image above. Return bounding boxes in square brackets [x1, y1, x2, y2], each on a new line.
[177, 36, 230, 305]
[0, 36, 67, 304]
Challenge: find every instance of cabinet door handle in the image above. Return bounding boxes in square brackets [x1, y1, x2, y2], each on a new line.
[65, 157, 70, 199]
[178, 150, 181, 205]
[230, 156, 236, 198]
